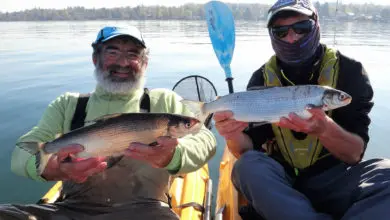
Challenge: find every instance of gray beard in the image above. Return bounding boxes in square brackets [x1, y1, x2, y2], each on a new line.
[94, 68, 145, 94]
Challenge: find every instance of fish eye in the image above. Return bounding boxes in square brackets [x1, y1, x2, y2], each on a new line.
[339, 94, 345, 100]
[185, 121, 192, 128]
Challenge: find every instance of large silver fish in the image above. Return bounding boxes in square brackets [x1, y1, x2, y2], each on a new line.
[19, 112, 202, 175]
[181, 85, 352, 123]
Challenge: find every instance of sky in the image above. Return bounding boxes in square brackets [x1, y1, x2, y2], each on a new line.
[1, 0, 389, 13]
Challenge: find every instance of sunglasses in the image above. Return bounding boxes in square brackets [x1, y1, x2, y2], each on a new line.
[103, 48, 142, 62]
[271, 19, 315, 39]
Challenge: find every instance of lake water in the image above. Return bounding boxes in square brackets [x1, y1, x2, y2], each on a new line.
[0, 20, 390, 205]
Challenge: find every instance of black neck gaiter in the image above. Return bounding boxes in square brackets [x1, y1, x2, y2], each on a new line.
[270, 20, 321, 67]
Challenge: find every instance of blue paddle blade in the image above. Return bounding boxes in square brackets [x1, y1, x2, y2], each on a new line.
[205, 1, 235, 79]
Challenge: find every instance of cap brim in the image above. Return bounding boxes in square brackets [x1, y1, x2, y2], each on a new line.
[267, 6, 314, 27]
[100, 33, 146, 48]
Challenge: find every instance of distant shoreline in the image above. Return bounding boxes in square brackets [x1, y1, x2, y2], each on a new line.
[0, 19, 388, 24]
[1, 3, 389, 22]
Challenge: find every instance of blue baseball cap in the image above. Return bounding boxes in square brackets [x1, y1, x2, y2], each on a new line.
[92, 26, 146, 48]
[267, 0, 317, 27]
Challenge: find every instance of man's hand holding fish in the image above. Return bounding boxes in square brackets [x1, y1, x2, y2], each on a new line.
[41, 144, 107, 183]
[278, 106, 330, 137]
[213, 111, 251, 159]
[126, 136, 179, 168]
[214, 111, 248, 140]
[278, 104, 365, 165]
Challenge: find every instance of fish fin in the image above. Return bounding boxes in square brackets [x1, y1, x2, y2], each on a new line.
[148, 141, 159, 146]
[180, 100, 207, 122]
[297, 110, 313, 119]
[17, 142, 44, 155]
[249, 121, 270, 128]
[247, 86, 277, 91]
[37, 151, 53, 176]
[62, 156, 73, 163]
[106, 155, 124, 168]
[305, 104, 323, 109]
[86, 113, 124, 124]
[18, 142, 52, 176]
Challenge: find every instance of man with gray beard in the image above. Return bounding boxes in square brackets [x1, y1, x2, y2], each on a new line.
[93, 35, 147, 94]
[0, 25, 217, 220]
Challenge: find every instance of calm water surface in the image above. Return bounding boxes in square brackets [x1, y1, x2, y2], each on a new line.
[0, 20, 389, 204]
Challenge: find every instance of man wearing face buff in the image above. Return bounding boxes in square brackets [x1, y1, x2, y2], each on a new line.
[213, 0, 390, 219]
[0, 26, 216, 220]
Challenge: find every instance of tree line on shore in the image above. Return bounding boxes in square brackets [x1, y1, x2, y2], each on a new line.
[0, 2, 389, 22]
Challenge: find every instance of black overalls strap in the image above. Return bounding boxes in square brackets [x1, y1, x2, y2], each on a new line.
[70, 88, 150, 130]
[70, 93, 91, 131]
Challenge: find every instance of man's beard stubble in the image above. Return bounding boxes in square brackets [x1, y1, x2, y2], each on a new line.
[94, 62, 146, 95]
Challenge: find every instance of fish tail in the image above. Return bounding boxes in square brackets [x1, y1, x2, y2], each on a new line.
[180, 99, 208, 123]
[18, 142, 50, 175]
[17, 142, 43, 154]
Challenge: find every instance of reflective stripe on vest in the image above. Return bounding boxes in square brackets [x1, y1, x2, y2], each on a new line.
[263, 47, 340, 169]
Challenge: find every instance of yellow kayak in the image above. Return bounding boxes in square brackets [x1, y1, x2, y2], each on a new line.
[215, 147, 248, 220]
[40, 164, 212, 220]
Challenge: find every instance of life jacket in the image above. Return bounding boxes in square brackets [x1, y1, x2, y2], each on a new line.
[263, 47, 340, 169]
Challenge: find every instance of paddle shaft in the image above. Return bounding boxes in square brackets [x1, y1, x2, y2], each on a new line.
[226, 77, 234, 93]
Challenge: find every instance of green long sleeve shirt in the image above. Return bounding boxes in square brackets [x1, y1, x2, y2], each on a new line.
[11, 86, 217, 182]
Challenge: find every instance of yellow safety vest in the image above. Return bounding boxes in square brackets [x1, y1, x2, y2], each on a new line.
[263, 47, 340, 169]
